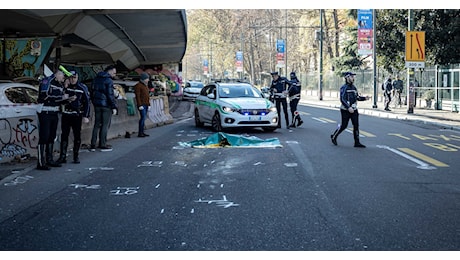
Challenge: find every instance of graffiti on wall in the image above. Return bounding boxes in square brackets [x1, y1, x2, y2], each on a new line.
[0, 117, 38, 160]
[0, 38, 53, 78]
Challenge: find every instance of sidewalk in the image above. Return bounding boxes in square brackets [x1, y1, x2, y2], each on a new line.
[1, 95, 459, 182]
[300, 94, 460, 131]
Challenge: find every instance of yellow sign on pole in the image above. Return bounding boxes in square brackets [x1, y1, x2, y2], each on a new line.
[405, 31, 425, 62]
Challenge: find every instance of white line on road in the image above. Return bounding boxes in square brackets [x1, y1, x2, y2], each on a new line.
[376, 145, 436, 170]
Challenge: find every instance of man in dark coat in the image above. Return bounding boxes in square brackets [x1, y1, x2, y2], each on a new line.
[90, 65, 117, 151]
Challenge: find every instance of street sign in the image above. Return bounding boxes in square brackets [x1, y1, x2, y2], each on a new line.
[405, 31, 425, 62]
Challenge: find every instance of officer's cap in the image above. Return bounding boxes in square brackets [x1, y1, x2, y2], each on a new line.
[270, 72, 279, 76]
[343, 71, 356, 78]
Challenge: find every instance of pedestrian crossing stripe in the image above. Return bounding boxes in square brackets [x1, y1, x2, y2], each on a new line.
[318, 117, 336, 123]
[346, 128, 376, 137]
[398, 148, 449, 167]
[298, 111, 310, 116]
[358, 129, 375, 137]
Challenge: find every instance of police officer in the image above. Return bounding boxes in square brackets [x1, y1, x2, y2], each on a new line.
[56, 71, 90, 164]
[36, 70, 74, 170]
[330, 72, 368, 148]
[269, 71, 290, 129]
[288, 72, 303, 128]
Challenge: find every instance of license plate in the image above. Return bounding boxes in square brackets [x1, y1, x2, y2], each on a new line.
[248, 116, 262, 121]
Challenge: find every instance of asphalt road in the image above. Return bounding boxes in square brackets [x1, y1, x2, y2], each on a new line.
[1, 100, 460, 251]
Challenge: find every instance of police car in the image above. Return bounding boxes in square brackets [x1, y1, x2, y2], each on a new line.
[194, 80, 278, 132]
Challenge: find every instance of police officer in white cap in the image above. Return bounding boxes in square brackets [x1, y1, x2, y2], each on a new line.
[269, 71, 290, 129]
[330, 72, 368, 148]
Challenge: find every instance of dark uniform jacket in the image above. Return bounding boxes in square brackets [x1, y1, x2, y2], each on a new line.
[38, 75, 65, 108]
[63, 82, 90, 118]
[270, 76, 290, 100]
[339, 82, 366, 111]
[288, 78, 301, 100]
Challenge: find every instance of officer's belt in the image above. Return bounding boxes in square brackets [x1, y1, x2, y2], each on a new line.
[41, 106, 60, 112]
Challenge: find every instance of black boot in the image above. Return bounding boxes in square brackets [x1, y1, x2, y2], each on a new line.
[331, 129, 339, 146]
[73, 141, 81, 164]
[296, 115, 303, 127]
[56, 141, 68, 164]
[289, 117, 296, 128]
[353, 129, 366, 148]
[36, 144, 50, 170]
[285, 116, 290, 129]
[46, 144, 62, 167]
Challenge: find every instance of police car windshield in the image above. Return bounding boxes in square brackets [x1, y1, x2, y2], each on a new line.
[218, 84, 262, 98]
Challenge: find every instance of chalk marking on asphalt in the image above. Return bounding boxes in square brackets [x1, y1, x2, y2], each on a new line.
[194, 195, 239, 208]
[376, 145, 437, 170]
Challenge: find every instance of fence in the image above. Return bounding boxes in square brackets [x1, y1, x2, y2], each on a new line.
[299, 64, 460, 111]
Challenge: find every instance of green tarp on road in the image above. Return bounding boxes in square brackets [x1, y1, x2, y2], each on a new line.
[179, 132, 283, 148]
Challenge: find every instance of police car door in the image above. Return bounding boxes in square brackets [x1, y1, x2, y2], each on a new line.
[202, 85, 217, 122]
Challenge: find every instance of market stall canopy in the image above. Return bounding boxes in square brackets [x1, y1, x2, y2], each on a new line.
[0, 9, 187, 69]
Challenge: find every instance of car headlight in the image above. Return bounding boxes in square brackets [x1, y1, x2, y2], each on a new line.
[222, 106, 235, 113]
[269, 106, 277, 113]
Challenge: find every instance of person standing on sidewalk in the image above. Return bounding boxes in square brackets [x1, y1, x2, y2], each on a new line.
[90, 65, 118, 151]
[56, 71, 90, 164]
[330, 72, 368, 148]
[392, 75, 404, 108]
[134, 72, 151, 137]
[288, 72, 303, 128]
[36, 70, 75, 170]
[382, 76, 393, 111]
[269, 71, 290, 129]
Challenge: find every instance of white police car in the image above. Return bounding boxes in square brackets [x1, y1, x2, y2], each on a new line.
[194, 80, 278, 132]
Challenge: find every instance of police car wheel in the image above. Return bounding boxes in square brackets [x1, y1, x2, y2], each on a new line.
[211, 113, 223, 132]
[194, 109, 204, 127]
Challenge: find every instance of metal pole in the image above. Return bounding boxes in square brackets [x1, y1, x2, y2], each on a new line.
[372, 9, 377, 108]
[319, 9, 323, 101]
[407, 9, 414, 114]
[241, 32, 244, 79]
[285, 9, 288, 77]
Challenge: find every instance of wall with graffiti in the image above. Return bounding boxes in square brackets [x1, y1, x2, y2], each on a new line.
[0, 116, 39, 162]
[0, 38, 54, 78]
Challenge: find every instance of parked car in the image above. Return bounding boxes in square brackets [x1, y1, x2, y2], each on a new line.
[182, 81, 204, 100]
[194, 80, 278, 132]
[0, 82, 40, 119]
